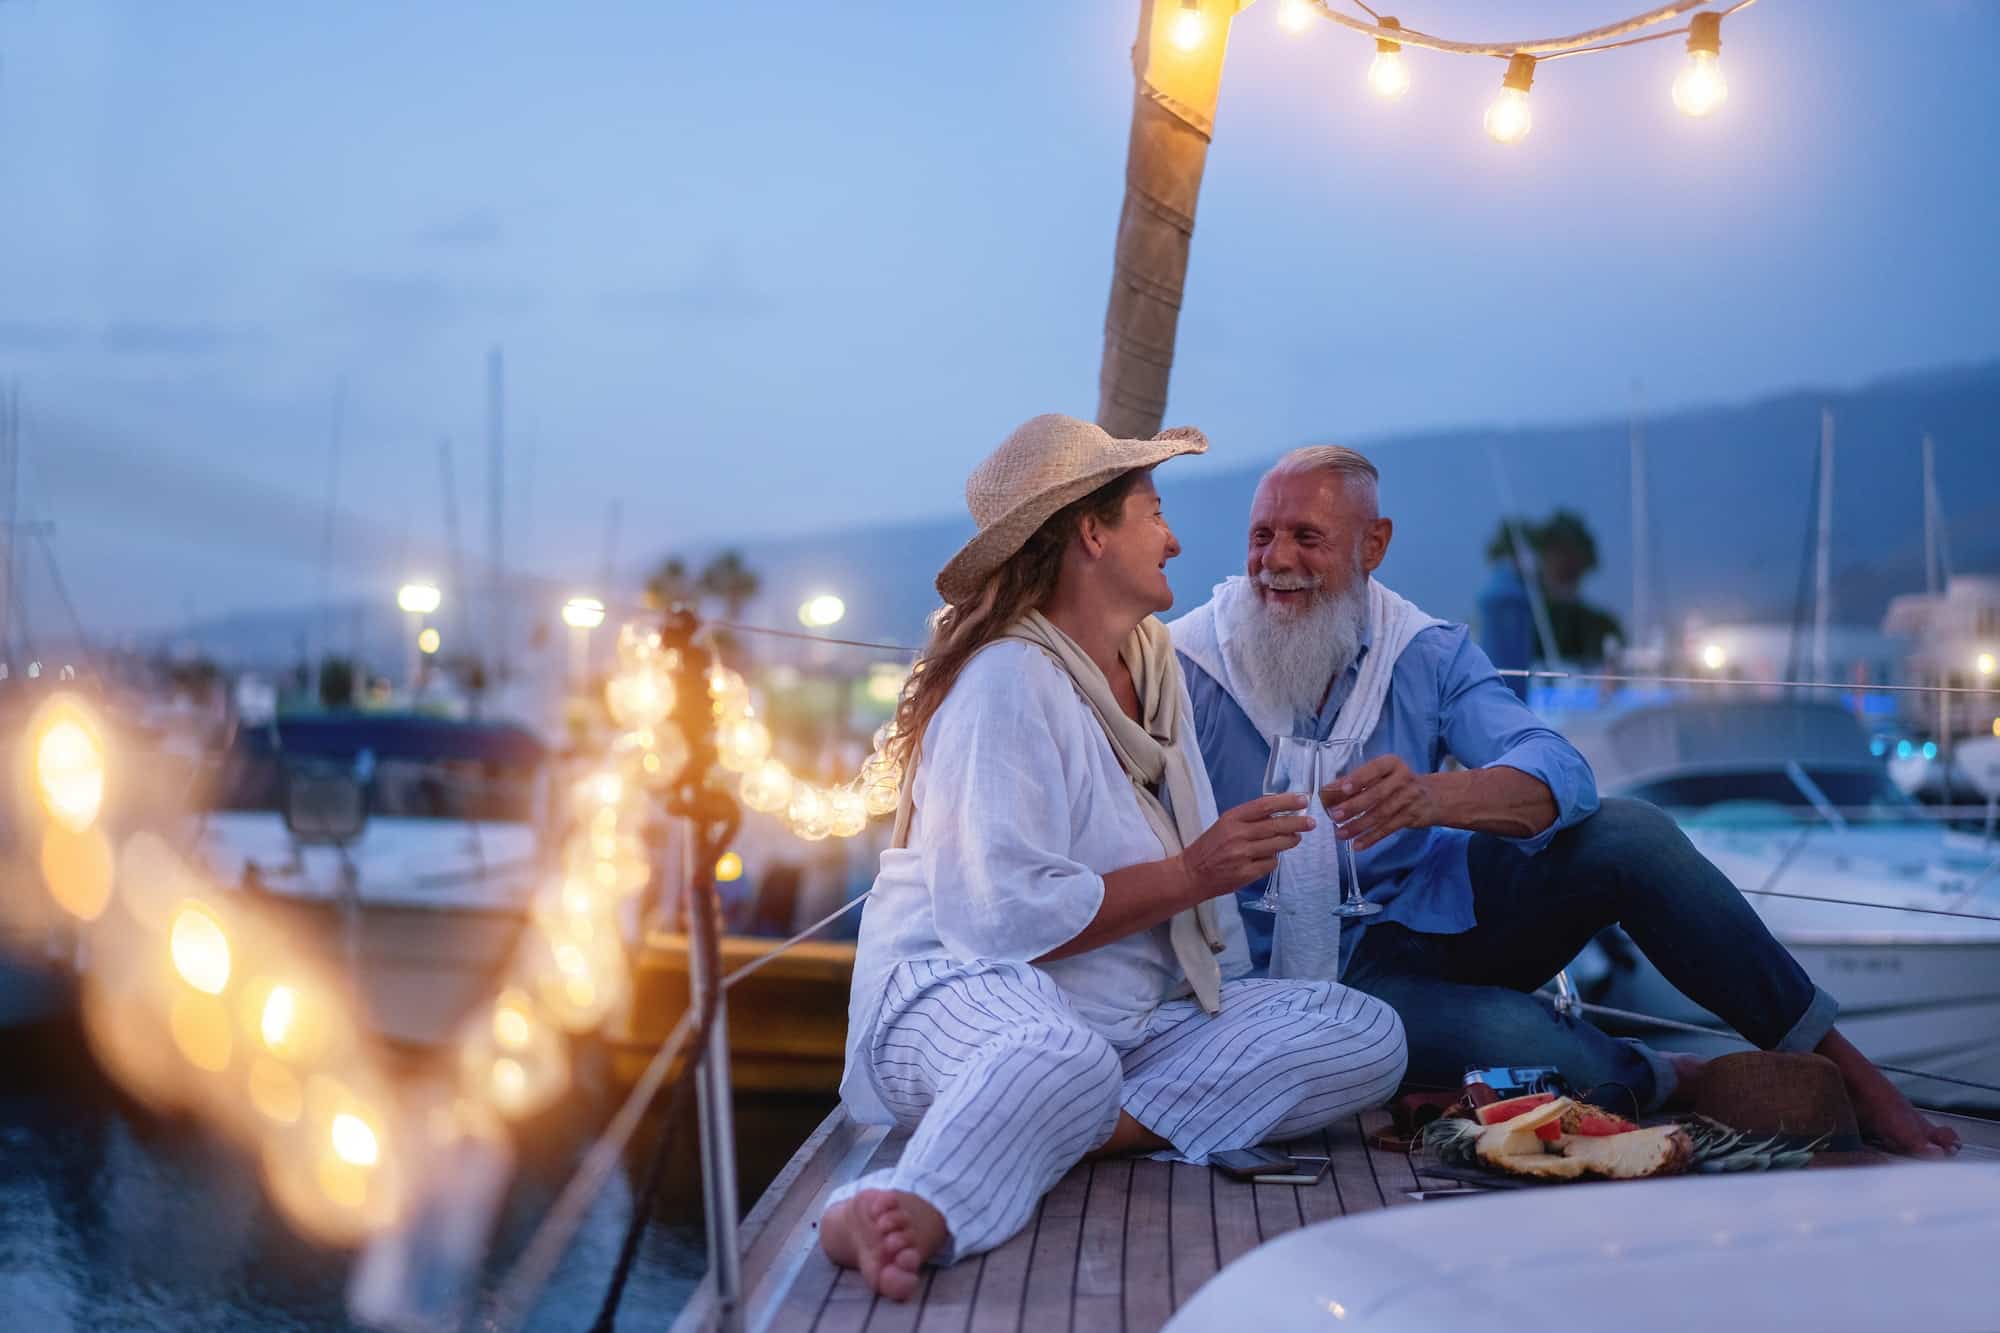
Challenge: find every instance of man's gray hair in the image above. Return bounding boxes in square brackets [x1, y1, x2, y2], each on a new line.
[1266, 445, 1379, 497]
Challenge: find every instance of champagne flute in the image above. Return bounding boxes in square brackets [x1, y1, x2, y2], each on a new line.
[1320, 738, 1383, 918]
[1250, 735, 1319, 913]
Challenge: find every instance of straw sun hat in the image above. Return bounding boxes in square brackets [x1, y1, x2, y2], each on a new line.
[935, 413, 1208, 604]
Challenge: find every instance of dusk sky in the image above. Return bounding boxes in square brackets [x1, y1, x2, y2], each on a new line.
[1, 1, 1996, 633]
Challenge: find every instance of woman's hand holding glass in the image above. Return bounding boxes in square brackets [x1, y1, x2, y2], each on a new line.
[1179, 794, 1312, 902]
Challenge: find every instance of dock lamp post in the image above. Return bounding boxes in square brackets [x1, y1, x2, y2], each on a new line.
[797, 594, 845, 631]
[561, 596, 607, 690]
[396, 582, 442, 696]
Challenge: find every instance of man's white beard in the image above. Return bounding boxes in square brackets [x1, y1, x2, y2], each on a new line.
[1226, 577, 1370, 726]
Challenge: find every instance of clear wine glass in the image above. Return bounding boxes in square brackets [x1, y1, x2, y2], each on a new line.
[1249, 734, 1319, 913]
[1320, 738, 1383, 918]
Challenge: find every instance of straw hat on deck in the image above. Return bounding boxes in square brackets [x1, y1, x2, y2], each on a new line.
[935, 414, 1207, 604]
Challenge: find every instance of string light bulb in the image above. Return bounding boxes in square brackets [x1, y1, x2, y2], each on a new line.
[827, 787, 869, 839]
[740, 758, 795, 814]
[1277, 0, 1313, 35]
[1171, 0, 1206, 52]
[1367, 17, 1409, 100]
[1672, 11, 1727, 118]
[1484, 53, 1536, 145]
[787, 784, 834, 841]
[605, 667, 674, 730]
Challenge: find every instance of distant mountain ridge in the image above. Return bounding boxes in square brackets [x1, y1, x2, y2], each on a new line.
[167, 361, 2000, 669]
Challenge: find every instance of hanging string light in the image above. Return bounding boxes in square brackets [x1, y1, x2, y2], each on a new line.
[1484, 53, 1536, 144]
[1366, 17, 1410, 100]
[1672, 11, 1728, 117]
[1278, 0, 1762, 147]
[701, 638, 905, 842]
[1172, 0, 1207, 52]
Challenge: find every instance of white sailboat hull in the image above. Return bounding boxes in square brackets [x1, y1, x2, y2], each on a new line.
[1592, 830, 2000, 1107]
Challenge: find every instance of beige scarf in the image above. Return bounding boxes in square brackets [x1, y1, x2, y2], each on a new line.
[892, 611, 1226, 1015]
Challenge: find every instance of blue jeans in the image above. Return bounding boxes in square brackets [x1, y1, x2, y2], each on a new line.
[1343, 798, 1839, 1111]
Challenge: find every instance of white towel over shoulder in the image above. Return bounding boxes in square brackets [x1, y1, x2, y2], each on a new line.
[1170, 577, 1443, 979]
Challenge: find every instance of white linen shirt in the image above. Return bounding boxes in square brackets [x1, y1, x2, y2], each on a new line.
[839, 640, 1253, 1125]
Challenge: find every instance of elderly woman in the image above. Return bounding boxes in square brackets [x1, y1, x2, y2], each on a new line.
[819, 415, 1408, 1299]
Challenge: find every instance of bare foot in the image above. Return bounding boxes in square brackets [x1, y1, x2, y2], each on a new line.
[1819, 1030, 1961, 1158]
[818, 1189, 948, 1301]
[1662, 1053, 1707, 1110]
[1088, 1110, 1169, 1160]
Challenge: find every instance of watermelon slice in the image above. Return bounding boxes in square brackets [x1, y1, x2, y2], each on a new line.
[1474, 1091, 1557, 1126]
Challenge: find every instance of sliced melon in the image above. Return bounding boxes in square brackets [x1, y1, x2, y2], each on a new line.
[1474, 1091, 1557, 1126]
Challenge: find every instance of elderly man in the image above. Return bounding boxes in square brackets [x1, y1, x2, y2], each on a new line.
[1169, 444, 1959, 1157]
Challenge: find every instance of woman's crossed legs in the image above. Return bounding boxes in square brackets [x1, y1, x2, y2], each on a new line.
[820, 962, 1406, 1299]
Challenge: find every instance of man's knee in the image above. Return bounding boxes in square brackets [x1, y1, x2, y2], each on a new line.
[1567, 796, 1682, 853]
[1557, 796, 1697, 893]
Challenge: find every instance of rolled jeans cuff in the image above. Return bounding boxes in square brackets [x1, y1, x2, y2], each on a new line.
[1773, 984, 1840, 1054]
[1626, 1039, 1679, 1114]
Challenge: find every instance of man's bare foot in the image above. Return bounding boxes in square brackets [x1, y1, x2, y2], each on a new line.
[1662, 1053, 1707, 1110]
[818, 1189, 948, 1301]
[1819, 1029, 1961, 1158]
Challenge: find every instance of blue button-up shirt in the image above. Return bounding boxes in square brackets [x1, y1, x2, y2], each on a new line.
[1180, 621, 1599, 972]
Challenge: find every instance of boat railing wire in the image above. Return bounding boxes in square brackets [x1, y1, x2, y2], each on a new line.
[477, 617, 2000, 1327]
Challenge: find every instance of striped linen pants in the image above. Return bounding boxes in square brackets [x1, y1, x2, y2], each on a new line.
[826, 958, 1406, 1263]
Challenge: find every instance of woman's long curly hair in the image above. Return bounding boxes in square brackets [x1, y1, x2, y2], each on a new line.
[888, 468, 1149, 771]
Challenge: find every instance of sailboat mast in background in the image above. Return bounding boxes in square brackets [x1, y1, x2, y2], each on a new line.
[1812, 408, 1835, 685]
[486, 346, 506, 685]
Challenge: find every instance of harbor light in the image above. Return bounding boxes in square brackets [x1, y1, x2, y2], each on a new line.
[1700, 643, 1727, 672]
[561, 596, 606, 630]
[1171, 0, 1206, 51]
[798, 594, 847, 629]
[31, 694, 107, 832]
[417, 627, 441, 655]
[396, 582, 442, 615]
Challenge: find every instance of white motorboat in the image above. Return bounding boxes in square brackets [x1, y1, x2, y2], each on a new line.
[1561, 697, 2000, 1107]
[190, 712, 553, 1048]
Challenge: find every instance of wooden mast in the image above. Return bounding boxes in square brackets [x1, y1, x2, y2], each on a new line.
[1095, 0, 1242, 438]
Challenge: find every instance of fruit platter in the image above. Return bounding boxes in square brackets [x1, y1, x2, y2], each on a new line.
[1419, 1092, 1821, 1186]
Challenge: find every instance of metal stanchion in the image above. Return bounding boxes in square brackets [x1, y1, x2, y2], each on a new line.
[684, 820, 745, 1333]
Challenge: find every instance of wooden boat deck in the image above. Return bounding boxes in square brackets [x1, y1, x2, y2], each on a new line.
[673, 1108, 2000, 1333]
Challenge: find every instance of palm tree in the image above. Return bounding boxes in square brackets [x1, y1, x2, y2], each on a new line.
[644, 555, 695, 610]
[698, 550, 760, 621]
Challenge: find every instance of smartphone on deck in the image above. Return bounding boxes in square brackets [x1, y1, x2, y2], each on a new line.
[1211, 1148, 1329, 1186]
